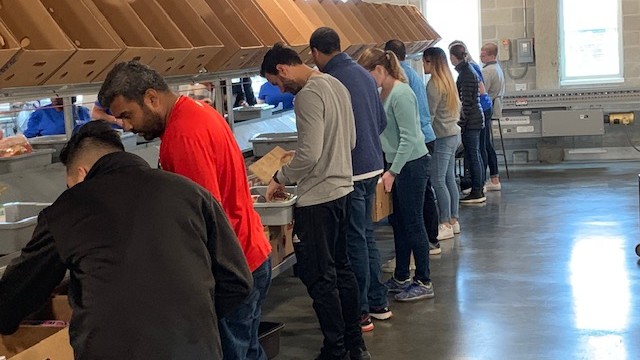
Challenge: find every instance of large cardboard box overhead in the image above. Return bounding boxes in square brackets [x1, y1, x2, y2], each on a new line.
[0, 0, 76, 87]
[318, 0, 372, 58]
[229, 0, 285, 49]
[342, 1, 384, 48]
[388, 4, 428, 54]
[403, 5, 441, 49]
[355, 1, 401, 43]
[304, 0, 364, 57]
[81, 0, 164, 81]
[372, 3, 413, 53]
[292, 0, 361, 57]
[0, 20, 21, 82]
[205, 0, 267, 69]
[189, 0, 264, 71]
[332, 1, 378, 49]
[126, 0, 192, 76]
[253, 0, 315, 64]
[154, 0, 224, 76]
[38, 0, 123, 85]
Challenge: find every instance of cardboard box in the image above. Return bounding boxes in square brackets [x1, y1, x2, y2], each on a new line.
[82, 0, 164, 81]
[372, 179, 393, 222]
[387, 4, 427, 55]
[189, 0, 264, 71]
[0, 0, 76, 87]
[283, 222, 294, 257]
[318, 0, 372, 58]
[355, 1, 400, 43]
[228, 0, 285, 50]
[372, 3, 413, 53]
[38, 0, 124, 85]
[402, 5, 441, 49]
[342, 1, 384, 48]
[253, 0, 315, 64]
[126, 0, 192, 76]
[298, 0, 364, 57]
[154, 0, 224, 76]
[0, 295, 73, 359]
[268, 222, 294, 266]
[0, 20, 22, 82]
[292, 0, 357, 57]
[332, 1, 377, 49]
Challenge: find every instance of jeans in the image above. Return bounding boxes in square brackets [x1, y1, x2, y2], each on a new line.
[462, 129, 484, 191]
[346, 176, 388, 315]
[389, 155, 430, 283]
[422, 154, 439, 244]
[431, 134, 461, 223]
[293, 194, 363, 359]
[219, 258, 272, 360]
[480, 109, 499, 178]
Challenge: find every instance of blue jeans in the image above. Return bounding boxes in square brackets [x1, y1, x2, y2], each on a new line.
[462, 129, 484, 191]
[431, 134, 461, 222]
[389, 155, 430, 283]
[480, 109, 499, 178]
[346, 176, 388, 314]
[219, 258, 272, 360]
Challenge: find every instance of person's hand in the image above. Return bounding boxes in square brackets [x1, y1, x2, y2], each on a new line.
[266, 178, 285, 201]
[115, 118, 124, 128]
[381, 171, 395, 193]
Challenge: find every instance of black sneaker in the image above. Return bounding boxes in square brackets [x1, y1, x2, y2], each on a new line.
[350, 346, 372, 360]
[369, 306, 393, 320]
[360, 313, 374, 332]
[460, 190, 486, 204]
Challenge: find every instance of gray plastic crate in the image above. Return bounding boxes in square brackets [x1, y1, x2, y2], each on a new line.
[29, 135, 67, 163]
[0, 202, 51, 254]
[121, 132, 137, 150]
[0, 149, 54, 174]
[250, 186, 297, 226]
[249, 132, 298, 157]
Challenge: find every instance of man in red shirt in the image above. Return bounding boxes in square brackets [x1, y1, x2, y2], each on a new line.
[98, 61, 272, 360]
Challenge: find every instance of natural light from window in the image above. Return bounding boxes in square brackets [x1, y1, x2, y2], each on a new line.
[560, 0, 623, 85]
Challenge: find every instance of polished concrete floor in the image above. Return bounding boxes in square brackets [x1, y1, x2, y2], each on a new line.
[262, 161, 640, 360]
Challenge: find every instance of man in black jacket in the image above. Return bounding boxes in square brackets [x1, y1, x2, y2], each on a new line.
[0, 121, 252, 359]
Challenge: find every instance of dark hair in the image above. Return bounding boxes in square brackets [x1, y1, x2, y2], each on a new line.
[260, 42, 303, 77]
[449, 44, 468, 61]
[98, 61, 170, 109]
[309, 27, 341, 55]
[384, 39, 406, 61]
[60, 121, 124, 167]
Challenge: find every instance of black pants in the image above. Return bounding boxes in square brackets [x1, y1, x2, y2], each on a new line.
[293, 194, 363, 359]
[424, 142, 440, 244]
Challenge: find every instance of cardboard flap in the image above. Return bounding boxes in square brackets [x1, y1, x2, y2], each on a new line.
[229, 0, 284, 47]
[248, 146, 294, 184]
[86, 0, 162, 49]
[128, 0, 191, 50]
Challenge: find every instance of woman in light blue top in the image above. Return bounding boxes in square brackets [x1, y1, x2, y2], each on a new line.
[358, 48, 434, 302]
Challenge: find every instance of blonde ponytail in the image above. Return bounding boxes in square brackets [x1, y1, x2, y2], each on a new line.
[357, 48, 407, 83]
[385, 50, 407, 83]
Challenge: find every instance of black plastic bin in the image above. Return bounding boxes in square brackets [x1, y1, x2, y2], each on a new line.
[259, 321, 285, 359]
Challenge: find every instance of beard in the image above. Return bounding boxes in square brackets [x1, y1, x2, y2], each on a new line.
[138, 106, 166, 140]
[282, 78, 303, 95]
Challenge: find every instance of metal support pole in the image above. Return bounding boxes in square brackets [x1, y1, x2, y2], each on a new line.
[62, 96, 74, 138]
[225, 80, 235, 131]
[213, 80, 224, 114]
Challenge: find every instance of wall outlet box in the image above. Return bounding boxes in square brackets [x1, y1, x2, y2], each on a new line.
[515, 83, 527, 91]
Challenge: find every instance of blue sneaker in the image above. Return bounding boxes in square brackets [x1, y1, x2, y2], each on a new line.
[394, 280, 435, 302]
[384, 277, 411, 293]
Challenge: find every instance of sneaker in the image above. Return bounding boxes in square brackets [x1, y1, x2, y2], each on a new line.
[360, 314, 374, 332]
[485, 181, 502, 191]
[350, 346, 372, 360]
[436, 223, 454, 240]
[452, 221, 461, 234]
[394, 280, 435, 302]
[461, 187, 471, 195]
[384, 277, 411, 293]
[460, 190, 486, 204]
[369, 306, 393, 320]
[429, 241, 442, 255]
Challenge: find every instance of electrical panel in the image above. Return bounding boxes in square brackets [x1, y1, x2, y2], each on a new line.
[499, 39, 511, 61]
[516, 38, 534, 63]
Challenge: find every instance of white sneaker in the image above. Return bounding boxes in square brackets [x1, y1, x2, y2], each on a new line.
[382, 258, 415, 273]
[436, 224, 454, 240]
[452, 221, 461, 234]
[461, 187, 471, 195]
[485, 181, 501, 191]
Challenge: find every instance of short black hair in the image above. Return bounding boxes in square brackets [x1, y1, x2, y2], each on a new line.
[98, 60, 170, 109]
[384, 39, 406, 61]
[260, 42, 303, 77]
[59, 121, 124, 167]
[309, 27, 341, 55]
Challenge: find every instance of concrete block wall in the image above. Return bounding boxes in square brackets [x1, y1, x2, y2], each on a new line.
[623, 0, 640, 85]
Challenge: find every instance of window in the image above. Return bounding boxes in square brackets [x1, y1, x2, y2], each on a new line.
[560, 0, 623, 85]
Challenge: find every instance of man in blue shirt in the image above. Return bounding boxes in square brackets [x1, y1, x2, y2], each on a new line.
[257, 82, 294, 111]
[24, 97, 91, 138]
[384, 40, 442, 251]
[311, 27, 388, 340]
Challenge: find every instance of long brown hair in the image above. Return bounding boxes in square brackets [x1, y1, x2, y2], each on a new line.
[423, 47, 460, 116]
[357, 48, 407, 83]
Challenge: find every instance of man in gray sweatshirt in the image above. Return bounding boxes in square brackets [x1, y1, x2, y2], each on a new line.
[261, 43, 368, 360]
[480, 42, 505, 191]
